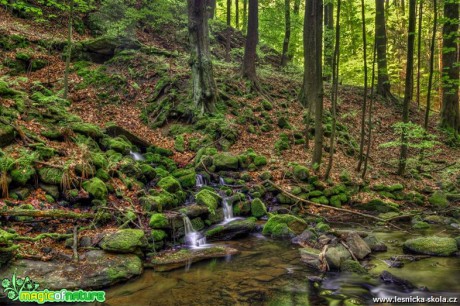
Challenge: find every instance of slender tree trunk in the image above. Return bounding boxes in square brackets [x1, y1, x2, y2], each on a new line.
[324, 0, 334, 80]
[287, 0, 301, 61]
[363, 42, 377, 178]
[440, 0, 459, 132]
[398, 0, 416, 175]
[281, 0, 291, 66]
[416, 0, 423, 107]
[208, 0, 216, 19]
[63, 0, 74, 100]
[357, 0, 368, 171]
[242, 0, 248, 33]
[226, 0, 232, 61]
[424, 0, 437, 130]
[188, 0, 218, 114]
[242, 0, 259, 83]
[302, 0, 324, 167]
[375, 0, 393, 99]
[235, 0, 239, 28]
[325, 0, 341, 179]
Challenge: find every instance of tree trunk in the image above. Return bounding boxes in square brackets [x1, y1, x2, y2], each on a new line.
[242, 0, 248, 33]
[281, 0, 291, 66]
[325, 0, 341, 179]
[226, 0, 232, 61]
[357, 0, 368, 171]
[235, 0, 239, 29]
[324, 0, 334, 80]
[398, 0, 416, 175]
[424, 0, 437, 130]
[207, 0, 216, 19]
[440, 0, 459, 132]
[375, 0, 393, 99]
[63, 0, 74, 100]
[302, 0, 324, 166]
[287, 0, 301, 61]
[363, 42, 377, 178]
[242, 0, 259, 83]
[188, 0, 218, 114]
[416, 0, 423, 107]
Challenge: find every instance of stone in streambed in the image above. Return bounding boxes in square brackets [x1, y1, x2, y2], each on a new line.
[205, 218, 257, 241]
[403, 236, 458, 256]
[99, 229, 147, 253]
[345, 232, 371, 259]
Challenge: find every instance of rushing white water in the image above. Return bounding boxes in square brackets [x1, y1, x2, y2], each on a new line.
[222, 197, 234, 221]
[219, 177, 226, 186]
[183, 216, 208, 249]
[129, 151, 145, 161]
[196, 174, 206, 187]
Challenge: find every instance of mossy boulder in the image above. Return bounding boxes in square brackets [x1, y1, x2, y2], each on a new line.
[412, 221, 430, 229]
[340, 260, 368, 275]
[293, 165, 309, 181]
[10, 166, 36, 186]
[140, 164, 156, 181]
[157, 176, 182, 193]
[102, 137, 132, 154]
[311, 196, 329, 205]
[196, 189, 221, 214]
[251, 198, 267, 218]
[38, 167, 63, 185]
[213, 153, 239, 171]
[205, 218, 257, 241]
[147, 190, 179, 210]
[151, 229, 167, 241]
[403, 236, 458, 256]
[99, 229, 147, 253]
[358, 199, 399, 213]
[172, 168, 196, 188]
[428, 191, 448, 208]
[82, 177, 108, 200]
[254, 155, 267, 167]
[262, 214, 308, 238]
[71, 122, 103, 138]
[149, 213, 169, 229]
[0, 123, 15, 147]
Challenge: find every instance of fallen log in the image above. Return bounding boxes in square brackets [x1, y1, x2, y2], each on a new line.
[0, 209, 93, 219]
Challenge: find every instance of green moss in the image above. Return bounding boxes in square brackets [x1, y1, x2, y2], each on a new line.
[102, 137, 132, 154]
[38, 167, 63, 185]
[311, 196, 329, 205]
[151, 229, 167, 241]
[71, 122, 103, 138]
[358, 199, 400, 213]
[173, 168, 196, 188]
[213, 153, 239, 171]
[174, 135, 185, 152]
[316, 222, 330, 232]
[191, 217, 205, 231]
[254, 155, 267, 167]
[100, 229, 146, 253]
[263, 214, 307, 237]
[82, 177, 108, 200]
[412, 221, 430, 229]
[157, 176, 182, 193]
[277, 117, 290, 129]
[293, 165, 309, 181]
[403, 236, 458, 256]
[140, 164, 156, 181]
[340, 260, 367, 275]
[149, 213, 169, 229]
[262, 100, 273, 111]
[196, 189, 221, 215]
[251, 198, 267, 218]
[10, 166, 35, 186]
[429, 191, 448, 208]
[309, 190, 323, 197]
[0, 123, 16, 147]
[329, 195, 342, 208]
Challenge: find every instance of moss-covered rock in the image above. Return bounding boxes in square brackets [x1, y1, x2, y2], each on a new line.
[10, 166, 35, 186]
[139, 164, 156, 181]
[340, 259, 368, 275]
[149, 213, 169, 229]
[262, 214, 307, 238]
[254, 155, 267, 167]
[262, 100, 273, 111]
[213, 153, 239, 171]
[82, 177, 108, 200]
[151, 229, 167, 241]
[311, 196, 329, 205]
[174, 135, 185, 152]
[428, 191, 448, 208]
[195, 189, 221, 214]
[205, 218, 257, 240]
[102, 137, 132, 154]
[100, 229, 146, 253]
[71, 122, 103, 138]
[172, 168, 196, 188]
[358, 199, 399, 213]
[251, 198, 267, 218]
[38, 167, 63, 185]
[403, 236, 458, 256]
[412, 221, 430, 229]
[0, 123, 15, 147]
[147, 190, 179, 210]
[293, 165, 309, 181]
[157, 176, 182, 193]
[315, 222, 330, 232]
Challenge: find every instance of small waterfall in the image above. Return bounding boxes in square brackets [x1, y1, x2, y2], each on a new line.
[183, 216, 207, 248]
[222, 197, 234, 221]
[219, 177, 226, 186]
[196, 174, 206, 187]
[129, 151, 145, 161]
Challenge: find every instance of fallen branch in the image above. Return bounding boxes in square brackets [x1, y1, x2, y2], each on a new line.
[340, 241, 358, 261]
[15, 233, 73, 241]
[72, 225, 79, 263]
[0, 209, 93, 219]
[261, 180, 406, 231]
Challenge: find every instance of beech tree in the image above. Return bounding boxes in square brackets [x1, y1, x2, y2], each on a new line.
[242, 0, 259, 85]
[440, 0, 459, 132]
[226, 0, 232, 61]
[187, 0, 217, 114]
[375, 0, 393, 99]
[280, 0, 291, 66]
[324, 0, 334, 80]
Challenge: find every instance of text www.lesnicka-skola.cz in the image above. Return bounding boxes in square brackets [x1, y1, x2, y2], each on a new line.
[372, 295, 459, 304]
